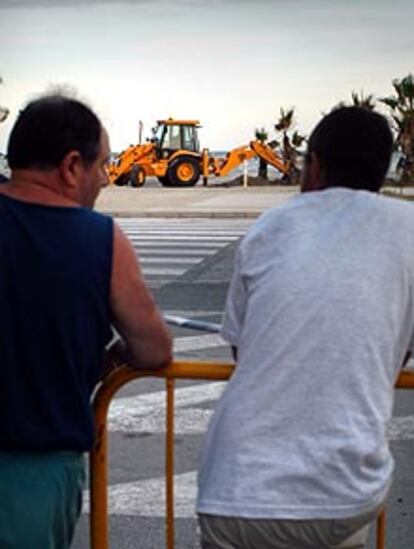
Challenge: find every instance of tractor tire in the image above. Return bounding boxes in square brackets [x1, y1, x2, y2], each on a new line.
[114, 174, 129, 186]
[129, 166, 146, 188]
[158, 175, 171, 186]
[167, 156, 200, 187]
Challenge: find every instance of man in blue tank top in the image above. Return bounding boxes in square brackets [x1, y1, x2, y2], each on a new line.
[0, 94, 172, 548]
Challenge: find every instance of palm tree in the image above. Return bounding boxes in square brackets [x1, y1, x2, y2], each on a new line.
[0, 77, 9, 123]
[350, 91, 376, 110]
[254, 127, 269, 179]
[331, 91, 375, 112]
[274, 107, 306, 184]
[380, 74, 414, 185]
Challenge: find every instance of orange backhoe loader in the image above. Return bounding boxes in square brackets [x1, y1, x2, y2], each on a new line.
[108, 119, 288, 187]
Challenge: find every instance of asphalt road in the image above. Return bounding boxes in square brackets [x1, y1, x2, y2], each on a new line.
[73, 218, 414, 549]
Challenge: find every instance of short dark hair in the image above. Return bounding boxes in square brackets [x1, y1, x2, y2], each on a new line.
[307, 106, 393, 192]
[7, 95, 102, 170]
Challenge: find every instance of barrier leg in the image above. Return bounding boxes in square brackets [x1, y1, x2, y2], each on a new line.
[90, 417, 109, 549]
[376, 509, 386, 549]
[166, 377, 175, 549]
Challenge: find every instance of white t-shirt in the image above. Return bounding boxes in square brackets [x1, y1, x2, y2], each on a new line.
[197, 188, 414, 520]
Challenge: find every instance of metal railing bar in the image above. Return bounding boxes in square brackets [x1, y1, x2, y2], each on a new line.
[164, 315, 221, 333]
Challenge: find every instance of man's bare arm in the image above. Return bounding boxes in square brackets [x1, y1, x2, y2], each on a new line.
[109, 223, 172, 370]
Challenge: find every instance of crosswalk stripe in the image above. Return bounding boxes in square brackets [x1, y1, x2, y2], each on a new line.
[128, 235, 240, 241]
[130, 241, 227, 248]
[120, 217, 250, 292]
[141, 267, 187, 276]
[139, 257, 200, 264]
[122, 228, 246, 234]
[83, 471, 197, 518]
[108, 382, 225, 434]
[137, 249, 217, 256]
[174, 334, 226, 352]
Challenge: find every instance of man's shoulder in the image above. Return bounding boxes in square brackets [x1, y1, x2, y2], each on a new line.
[377, 192, 414, 210]
[371, 192, 414, 225]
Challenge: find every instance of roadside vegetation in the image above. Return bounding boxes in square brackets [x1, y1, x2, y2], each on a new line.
[380, 75, 414, 188]
[254, 108, 306, 184]
[252, 74, 414, 190]
[254, 127, 269, 179]
[0, 77, 10, 181]
[0, 77, 9, 124]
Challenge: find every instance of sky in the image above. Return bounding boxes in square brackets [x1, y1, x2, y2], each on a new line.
[0, 0, 413, 153]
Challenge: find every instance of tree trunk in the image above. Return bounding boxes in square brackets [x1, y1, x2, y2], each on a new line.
[258, 158, 268, 179]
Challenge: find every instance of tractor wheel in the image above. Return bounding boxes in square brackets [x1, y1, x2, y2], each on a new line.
[167, 156, 200, 187]
[129, 166, 146, 188]
[114, 174, 128, 186]
[158, 175, 171, 186]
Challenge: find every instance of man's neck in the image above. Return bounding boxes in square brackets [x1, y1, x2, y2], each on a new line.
[0, 170, 79, 207]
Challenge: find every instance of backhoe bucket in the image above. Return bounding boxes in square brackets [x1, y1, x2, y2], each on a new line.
[250, 140, 289, 174]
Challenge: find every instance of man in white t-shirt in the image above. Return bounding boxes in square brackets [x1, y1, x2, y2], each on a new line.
[197, 107, 414, 548]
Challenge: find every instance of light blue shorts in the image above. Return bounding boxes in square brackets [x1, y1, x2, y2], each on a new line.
[0, 451, 85, 549]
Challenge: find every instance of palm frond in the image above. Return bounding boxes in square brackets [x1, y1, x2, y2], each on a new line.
[379, 96, 399, 110]
[0, 107, 9, 123]
[275, 107, 295, 131]
[268, 139, 279, 149]
[351, 91, 375, 109]
[291, 131, 306, 148]
[400, 75, 414, 101]
[254, 127, 268, 142]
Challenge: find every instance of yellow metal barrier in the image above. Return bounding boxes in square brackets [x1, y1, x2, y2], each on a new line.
[90, 361, 414, 549]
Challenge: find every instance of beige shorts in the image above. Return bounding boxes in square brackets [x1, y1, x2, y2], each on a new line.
[198, 505, 383, 549]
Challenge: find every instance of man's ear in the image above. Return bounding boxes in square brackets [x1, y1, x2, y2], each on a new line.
[309, 152, 323, 188]
[301, 152, 323, 192]
[59, 150, 84, 188]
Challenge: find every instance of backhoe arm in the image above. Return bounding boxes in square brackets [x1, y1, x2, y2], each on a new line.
[250, 140, 289, 174]
[208, 141, 288, 179]
[210, 145, 256, 177]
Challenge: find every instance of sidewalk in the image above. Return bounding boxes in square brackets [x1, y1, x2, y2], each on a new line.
[95, 185, 298, 218]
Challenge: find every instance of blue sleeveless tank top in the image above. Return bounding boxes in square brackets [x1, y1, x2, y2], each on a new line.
[0, 194, 113, 451]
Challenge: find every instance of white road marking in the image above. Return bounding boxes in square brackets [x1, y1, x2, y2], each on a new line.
[111, 407, 213, 435]
[123, 230, 245, 236]
[129, 241, 227, 248]
[387, 416, 414, 440]
[108, 382, 225, 434]
[123, 219, 242, 285]
[164, 309, 223, 318]
[83, 471, 197, 518]
[174, 334, 226, 353]
[128, 235, 239, 241]
[142, 267, 187, 276]
[137, 249, 217, 256]
[140, 257, 200, 264]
